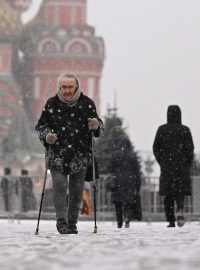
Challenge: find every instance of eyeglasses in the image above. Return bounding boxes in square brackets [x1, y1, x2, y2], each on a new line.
[61, 85, 74, 89]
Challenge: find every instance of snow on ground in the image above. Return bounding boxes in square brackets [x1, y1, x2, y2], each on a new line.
[1, 219, 200, 270]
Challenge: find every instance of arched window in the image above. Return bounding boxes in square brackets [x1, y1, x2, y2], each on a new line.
[43, 42, 56, 53]
[38, 38, 60, 53]
[64, 38, 92, 54]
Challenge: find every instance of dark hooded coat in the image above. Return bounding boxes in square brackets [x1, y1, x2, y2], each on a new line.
[153, 105, 194, 196]
[35, 93, 102, 178]
[108, 137, 141, 203]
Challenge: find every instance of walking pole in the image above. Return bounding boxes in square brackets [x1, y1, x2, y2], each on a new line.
[91, 131, 98, 233]
[35, 167, 48, 235]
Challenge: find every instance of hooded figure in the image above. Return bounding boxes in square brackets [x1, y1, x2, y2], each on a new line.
[153, 105, 194, 227]
[108, 137, 141, 228]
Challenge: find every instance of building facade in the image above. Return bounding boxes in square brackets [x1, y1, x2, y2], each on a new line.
[0, 0, 105, 173]
[24, 0, 105, 118]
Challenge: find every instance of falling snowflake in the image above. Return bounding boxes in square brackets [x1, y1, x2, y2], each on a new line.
[54, 158, 63, 166]
[62, 127, 66, 131]
[88, 105, 92, 108]
[71, 113, 75, 117]
[49, 109, 53, 113]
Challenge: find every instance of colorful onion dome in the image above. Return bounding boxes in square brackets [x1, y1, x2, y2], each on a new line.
[0, 0, 23, 42]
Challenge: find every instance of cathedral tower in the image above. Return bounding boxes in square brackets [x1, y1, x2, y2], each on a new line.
[26, 0, 105, 118]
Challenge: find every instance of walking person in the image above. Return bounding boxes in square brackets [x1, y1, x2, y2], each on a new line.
[153, 105, 194, 227]
[1, 167, 12, 212]
[35, 73, 103, 234]
[16, 169, 33, 212]
[108, 137, 141, 228]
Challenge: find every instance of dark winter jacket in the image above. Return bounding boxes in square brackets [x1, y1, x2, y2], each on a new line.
[35, 93, 103, 177]
[1, 177, 9, 195]
[108, 137, 141, 203]
[153, 105, 194, 196]
[16, 176, 33, 195]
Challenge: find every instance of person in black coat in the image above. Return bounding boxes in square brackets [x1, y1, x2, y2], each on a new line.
[1, 167, 12, 212]
[16, 169, 33, 212]
[153, 105, 194, 227]
[35, 73, 103, 234]
[108, 137, 141, 228]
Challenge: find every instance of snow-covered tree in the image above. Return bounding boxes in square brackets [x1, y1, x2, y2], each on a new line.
[96, 107, 141, 175]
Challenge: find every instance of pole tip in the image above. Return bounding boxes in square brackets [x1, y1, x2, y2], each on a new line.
[35, 229, 39, 235]
[93, 226, 98, 234]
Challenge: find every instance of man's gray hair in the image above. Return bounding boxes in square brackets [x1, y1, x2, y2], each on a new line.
[57, 73, 80, 90]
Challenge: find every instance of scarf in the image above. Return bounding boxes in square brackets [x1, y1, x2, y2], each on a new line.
[56, 88, 81, 107]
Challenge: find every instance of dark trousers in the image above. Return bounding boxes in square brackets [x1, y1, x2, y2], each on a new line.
[50, 168, 86, 224]
[164, 194, 185, 222]
[115, 202, 132, 225]
[3, 194, 10, 212]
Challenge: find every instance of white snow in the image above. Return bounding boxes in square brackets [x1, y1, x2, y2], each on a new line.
[1, 219, 200, 270]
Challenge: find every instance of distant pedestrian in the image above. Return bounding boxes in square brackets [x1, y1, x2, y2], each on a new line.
[153, 105, 194, 227]
[1, 167, 12, 212]
[16, 169, 33, 212]
[108, 137, 142, 228]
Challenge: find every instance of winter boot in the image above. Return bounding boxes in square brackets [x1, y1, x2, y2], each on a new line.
[167, 221, 175, 227]
[176, 212, 185, 227]
[65, 222, 78, 234]
[56, 218, 68, 234]
[125, 220, 130, 228]
[117, 221, 123, 228]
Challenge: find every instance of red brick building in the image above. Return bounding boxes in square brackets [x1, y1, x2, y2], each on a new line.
[0, 0, 105, 174]
[25, 0, 105, 118]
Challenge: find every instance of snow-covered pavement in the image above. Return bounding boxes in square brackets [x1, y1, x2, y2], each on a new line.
[1, 219, 200, 270]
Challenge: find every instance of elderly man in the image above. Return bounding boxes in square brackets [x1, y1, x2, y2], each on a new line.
[35, 73, 103, 234]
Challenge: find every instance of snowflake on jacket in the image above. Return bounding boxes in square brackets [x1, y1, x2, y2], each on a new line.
[35, 93, 103, 175]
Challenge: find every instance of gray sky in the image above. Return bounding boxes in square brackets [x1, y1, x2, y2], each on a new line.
[22, 0, 200, 153]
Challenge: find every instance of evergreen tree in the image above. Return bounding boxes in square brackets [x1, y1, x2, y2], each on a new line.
[96, 108, 141, 176]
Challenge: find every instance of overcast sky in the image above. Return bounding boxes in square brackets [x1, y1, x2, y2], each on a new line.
[22, 0, 200, 153]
